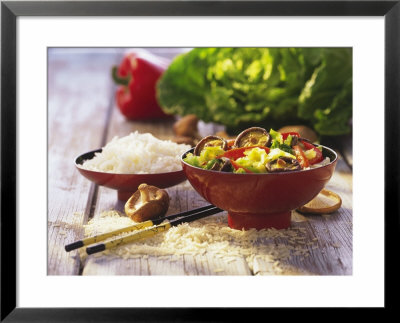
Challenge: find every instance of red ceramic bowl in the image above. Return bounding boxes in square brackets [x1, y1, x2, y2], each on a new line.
[181, 146, 338, 230]
[75, 149, 187, 201]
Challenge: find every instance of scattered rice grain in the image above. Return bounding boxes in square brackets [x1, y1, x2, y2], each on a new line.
[81, 209, 326, 274]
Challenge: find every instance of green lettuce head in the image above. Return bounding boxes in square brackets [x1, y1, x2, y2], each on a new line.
[157, 47, 352, 136]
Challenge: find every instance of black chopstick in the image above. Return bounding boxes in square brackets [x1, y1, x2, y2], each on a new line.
[152, 204, 216, 225]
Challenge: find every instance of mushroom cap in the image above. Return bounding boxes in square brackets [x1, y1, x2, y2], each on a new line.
[125, 184, 170, 222]
[234, 127, 271, 148]
[266, 157, 301, 173]
[193, 135, 228, 156]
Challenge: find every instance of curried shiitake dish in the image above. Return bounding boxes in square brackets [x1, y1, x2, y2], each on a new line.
[183, 127, 331, 173]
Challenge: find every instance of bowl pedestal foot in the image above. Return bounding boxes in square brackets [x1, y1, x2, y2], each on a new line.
[227, 211, 292, 230]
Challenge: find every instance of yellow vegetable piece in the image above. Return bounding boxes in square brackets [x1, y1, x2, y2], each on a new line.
[199, 146, 225, 162]
[266, 148, 296, 163]
[304, 148, 317, 160]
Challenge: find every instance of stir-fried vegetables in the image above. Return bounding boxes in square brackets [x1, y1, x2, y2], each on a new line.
[183, 127, 328, 173]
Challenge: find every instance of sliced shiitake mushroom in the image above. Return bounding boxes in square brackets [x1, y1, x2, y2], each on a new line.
[290, 135, 299, 146]
[220, 158, 234, 172]
[208, 157, 233, 172]
[193, 135, 228, 156]
[234, 127, 271, 148]
[209, 160, 222, 171]
[266, 157, 301, 173]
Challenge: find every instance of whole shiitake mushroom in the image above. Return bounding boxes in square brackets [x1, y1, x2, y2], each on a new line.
[173, 114, 200, 138]
[125, 184, 170, 222]
[172, 114, 201, 147]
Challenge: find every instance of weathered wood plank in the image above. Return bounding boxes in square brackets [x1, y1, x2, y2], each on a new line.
[82, 256, 148, 275]
[48, 50, 119, 275]
[253, 156, 353, 275]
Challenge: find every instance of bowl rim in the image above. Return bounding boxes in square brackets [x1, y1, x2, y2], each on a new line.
[75, 148, 185, 176]
[181, 144, 338, 175]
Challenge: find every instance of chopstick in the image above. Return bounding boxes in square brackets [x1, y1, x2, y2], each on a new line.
[85, 205, 222, 255]
[64, 204, 220, 252]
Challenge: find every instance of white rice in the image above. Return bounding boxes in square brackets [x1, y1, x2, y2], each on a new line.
[309, 157, 331, 169]
[81, 132, 191, 174]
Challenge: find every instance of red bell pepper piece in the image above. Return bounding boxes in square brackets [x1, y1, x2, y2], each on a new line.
[218, 146, 270, 160]
[299, 140, 316, 150]
[282, 132, 300, 140]
[112, 53, 171, 120]
[299, 140, 323, 165]
[293, 145, 309, 168]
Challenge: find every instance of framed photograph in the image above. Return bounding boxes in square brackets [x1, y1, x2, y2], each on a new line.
[1, 1, 398, 321]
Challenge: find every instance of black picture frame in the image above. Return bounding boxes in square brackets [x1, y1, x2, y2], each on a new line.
[1, 1, 398, 321]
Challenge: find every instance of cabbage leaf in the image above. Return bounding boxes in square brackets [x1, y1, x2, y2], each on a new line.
[156, 48, 352, 136]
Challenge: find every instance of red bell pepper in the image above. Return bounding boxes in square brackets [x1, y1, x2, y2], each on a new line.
[112, 53, 171, 120]
[299, 140, 316, 150]
[299, 140, 323, 165]
[218, 146, 270, 160]
[293, 145, 309, 168]
[282, 132, 300, 140]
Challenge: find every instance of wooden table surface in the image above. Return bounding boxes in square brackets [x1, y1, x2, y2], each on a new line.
[48, 48, 353, 276]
